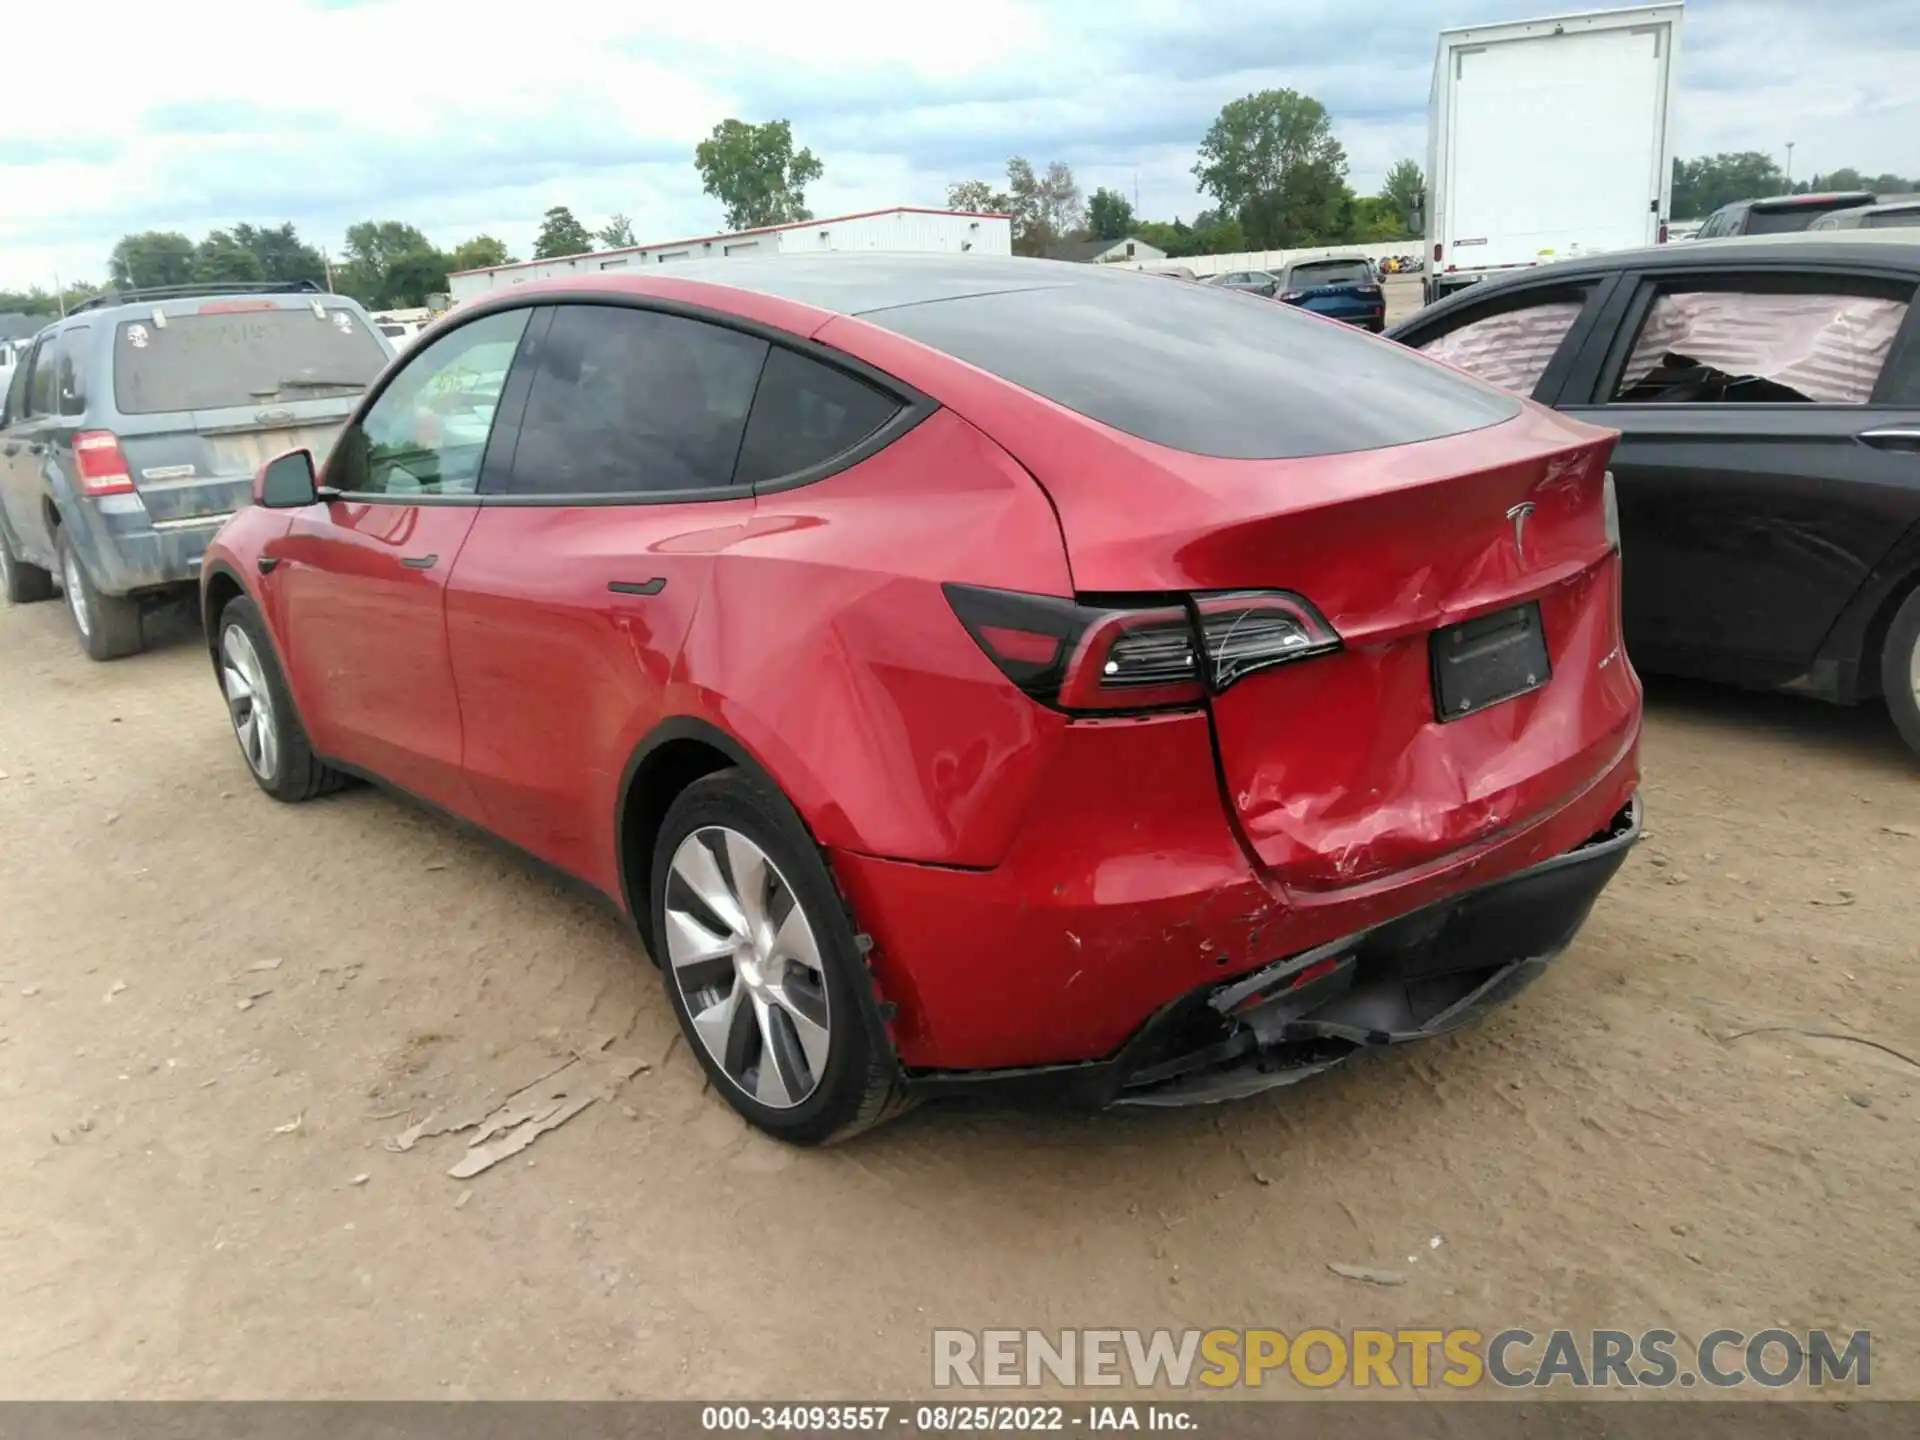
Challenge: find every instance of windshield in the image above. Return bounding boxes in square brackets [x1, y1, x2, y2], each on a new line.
[1288, 260, 1373, 288]
[1747, 204, 1860, 235]
[112, 306, 388, 414]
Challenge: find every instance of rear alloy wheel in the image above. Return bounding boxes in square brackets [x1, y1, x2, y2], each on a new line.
[1, 525, 56, 605]
[653, 769, 908, 1144]
[56, 530, 142, 660]
[1882, 586, 1920, 759]
[216, 596, 347, 802]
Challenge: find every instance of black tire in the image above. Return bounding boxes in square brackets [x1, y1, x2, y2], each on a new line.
[216, 596, 347, 802]
[652, 768, 909, 1145]
[56, 530, 143, 660]
[1881, 586, 1920, 759]
[0, 524, 56, 605]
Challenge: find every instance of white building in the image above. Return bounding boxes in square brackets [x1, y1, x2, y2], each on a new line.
[1047, 236, 1169, 266]
[448, 206, 1014, 303]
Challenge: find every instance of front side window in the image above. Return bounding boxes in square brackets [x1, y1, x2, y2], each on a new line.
[3, 347, 32, 424]
[56, 326, 91, 416]
[328, 307, 530, 497]
[1612, 286, 1909, 405]
[734, 347, 902, 486]
[1419, 297, 1588, 396]
[507, 305, 767, 497]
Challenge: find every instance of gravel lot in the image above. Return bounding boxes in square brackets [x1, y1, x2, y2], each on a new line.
[2, 547, 1917, 1399]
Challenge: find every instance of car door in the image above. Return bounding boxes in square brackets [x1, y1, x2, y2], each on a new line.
[1558, 266, 1920, 688]
[444, 301, 770, 894]
[0, 334, 57, 566]
[268, 307, 534, 813]
[1392, 273, 1618, 403]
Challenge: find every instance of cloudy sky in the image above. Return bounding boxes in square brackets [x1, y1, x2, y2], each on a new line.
[3, 0, 1917, 291]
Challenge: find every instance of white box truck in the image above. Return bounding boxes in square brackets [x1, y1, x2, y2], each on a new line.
[1424, 3, 1683, 303]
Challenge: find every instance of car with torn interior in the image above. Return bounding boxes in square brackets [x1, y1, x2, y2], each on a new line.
[0, 281, 391, 659]
[1388, 231, 1920, 755]
[201, 254, 1642, 1144]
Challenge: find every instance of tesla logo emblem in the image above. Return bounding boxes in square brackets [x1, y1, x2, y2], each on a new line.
[1506, 502, 1536, 563]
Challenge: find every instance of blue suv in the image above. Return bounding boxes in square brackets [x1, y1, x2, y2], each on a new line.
[0, 282, 391, 659]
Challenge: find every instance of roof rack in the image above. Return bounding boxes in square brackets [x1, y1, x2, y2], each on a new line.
[67, 279, 326, 316]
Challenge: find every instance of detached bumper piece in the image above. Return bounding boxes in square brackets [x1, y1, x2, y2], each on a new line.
[909, 795, 1641, 1110]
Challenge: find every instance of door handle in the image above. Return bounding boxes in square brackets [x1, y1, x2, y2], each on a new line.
[400, 553, 439, 569]
[1, 443, 17, 457]
[26, 442, 46, 456]
[1858, 427, 1920, 453]
[608, 578, 666, 596]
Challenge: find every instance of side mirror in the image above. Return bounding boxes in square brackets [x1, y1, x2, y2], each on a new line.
[254, 448, 318, 509]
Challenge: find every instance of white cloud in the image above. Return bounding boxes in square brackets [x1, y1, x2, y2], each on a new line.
[2, 0, 1915, 290]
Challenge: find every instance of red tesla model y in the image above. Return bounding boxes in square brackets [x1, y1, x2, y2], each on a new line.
[202, 256, 1641, 1143]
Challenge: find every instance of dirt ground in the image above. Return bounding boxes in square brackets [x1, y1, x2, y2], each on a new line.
[2, 582, 1917, 1401]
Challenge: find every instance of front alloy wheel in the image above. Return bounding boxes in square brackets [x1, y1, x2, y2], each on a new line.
[665, 826, 832, 1109]
[221, 622, 280, 782]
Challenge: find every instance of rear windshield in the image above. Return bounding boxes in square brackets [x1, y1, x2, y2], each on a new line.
[1746, 203, 1860, 235]
[113, 305, 389, 415]
[1288, 260, 1373, 288]
[867, 274, 1517, 460]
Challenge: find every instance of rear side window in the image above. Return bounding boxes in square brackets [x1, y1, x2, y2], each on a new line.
[734, 347, 901, 486]
[868, 273, 1518, 459]
[56, 326, 90, 415]
[26, 337, 57, 416]
[1613, 287, 1909, 405]
[3, 352, 29, 421]
[1418, 297, 1587, 397]
[112, 305, 388, 415]
[1288, 260, 1373, 288]
[1866, 209, 1920, 230]
[508, 305, 767, 497]
[1744, 206, 1841, 236]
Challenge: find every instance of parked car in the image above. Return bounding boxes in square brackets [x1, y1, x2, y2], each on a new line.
[1274, 257, 1386, 331]
[1388, 231, 1920, 754]
[0, 282, 392, 659]
[1693, 191, 1876, 238]
[1808, 197, 1920, 232]
[203, 255, 1641, 1144]
[1208, 269, 1282, 297]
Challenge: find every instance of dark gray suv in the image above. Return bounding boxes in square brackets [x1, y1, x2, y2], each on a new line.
[0, 282, 391, 658]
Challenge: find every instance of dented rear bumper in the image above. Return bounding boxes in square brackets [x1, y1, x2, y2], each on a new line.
[904, 795, 1640, 1110]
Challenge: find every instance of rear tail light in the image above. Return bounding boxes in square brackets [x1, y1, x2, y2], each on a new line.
[944, 584, 1341, 713]
[1432, 242, 1443, 262]
[1657, 221, 1669, 244]
[73, 432, 136, 496]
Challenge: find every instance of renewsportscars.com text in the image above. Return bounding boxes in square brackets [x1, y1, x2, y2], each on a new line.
[932, 1327, 1871, 1390]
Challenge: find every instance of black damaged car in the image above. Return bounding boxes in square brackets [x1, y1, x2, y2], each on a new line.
[1388, 232, 1920, 756]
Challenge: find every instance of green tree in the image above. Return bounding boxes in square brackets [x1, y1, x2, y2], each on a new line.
[1670, 152, 1786, 219]
[108, 231, 195, 290]
[1193, 90, 1350, 248]
[1186, 209, 1247, 256]
[1379, 159, 1426, 233]
[598, 214, 637, 248]
[1, 282, 101, 317]
[449, 235, 513, 272]
[1086, 187, 1135, 241]
[1006, 157, 1084, 256]
[382, 249, 451, 307]
[231, 223, 326, 285]
[340, 221, 445, 305]
[1816, 167, 1866, 194]
[532, 206, 594, 259]
[1134, 219, 1191, 257]
[192, 229, 267, 286]
[946, 179, 1012, 214]
[1339, 193, 1406, 243]
[694, 119, 824, 231]
[1869, 173, 1915, 195]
